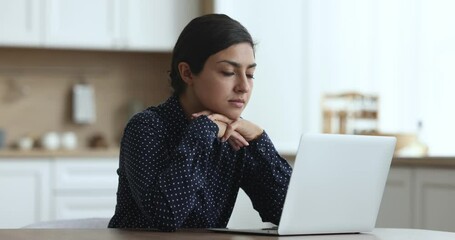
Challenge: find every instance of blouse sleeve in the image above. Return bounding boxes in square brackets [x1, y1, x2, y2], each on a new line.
[240, 131, 293, 225]
[121, 112, 218, 231]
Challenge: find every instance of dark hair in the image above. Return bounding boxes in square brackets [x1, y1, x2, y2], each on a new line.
[169, 14, 255, 96]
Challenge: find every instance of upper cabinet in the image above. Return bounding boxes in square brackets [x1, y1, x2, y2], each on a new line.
[0, 0, 201, 51]
[0, 0, 43, 46]
[44, 0, 118, 49]
[121, 0, 200, 51]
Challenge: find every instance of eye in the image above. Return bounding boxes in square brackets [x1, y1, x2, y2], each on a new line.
[221, 71, 235, 77]
[246, 74, 255, 79]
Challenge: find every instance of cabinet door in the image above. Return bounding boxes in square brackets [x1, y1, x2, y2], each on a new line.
[121, 0, 200, 51]
[53, 157, 119, 191]
[376, 167, 413, 228]
[54, 195, 116, 219]
[0, 159, 51, 228]
[0, 0, 43, 46]
[414, 168, 455, 232]
[52, 157, 118, 220]
[44, 0, 119, 49]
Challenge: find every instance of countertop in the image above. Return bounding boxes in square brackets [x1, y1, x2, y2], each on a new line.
[281, 154, 455, 169]
[0, 148, 120, 158]
[1, 149, 454, 169]
[392, 156, 455, 168]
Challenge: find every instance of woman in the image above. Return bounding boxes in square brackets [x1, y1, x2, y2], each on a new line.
[108, 14, 292, 231]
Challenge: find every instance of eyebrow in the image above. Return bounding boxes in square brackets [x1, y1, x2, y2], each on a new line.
[217, 60, 257, 69]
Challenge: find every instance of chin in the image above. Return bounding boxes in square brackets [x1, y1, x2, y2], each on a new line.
[226, 114, 241, 120]
[223, 111, 243, 120]
[211, 105, 244, 120]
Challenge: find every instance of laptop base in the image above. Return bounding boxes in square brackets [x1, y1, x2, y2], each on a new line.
[209, 228, 361, 236]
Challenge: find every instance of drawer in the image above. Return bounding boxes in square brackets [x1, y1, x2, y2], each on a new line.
[53, 195, 116, 220]
[53, 157, 118, 190]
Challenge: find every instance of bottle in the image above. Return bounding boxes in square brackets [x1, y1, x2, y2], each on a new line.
[397, 121, 428, 157]
[416, 121, 429, 155]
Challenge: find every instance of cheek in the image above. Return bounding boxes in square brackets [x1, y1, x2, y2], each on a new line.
[199, 78, 230, 96]
[194, 77, 223, 103]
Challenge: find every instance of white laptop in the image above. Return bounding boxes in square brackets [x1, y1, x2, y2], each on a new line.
[211, 133, 396, 236]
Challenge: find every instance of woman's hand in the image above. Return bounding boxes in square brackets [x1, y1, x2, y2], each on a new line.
[208, 114, 263, 142]
[191, 111, 263, 151]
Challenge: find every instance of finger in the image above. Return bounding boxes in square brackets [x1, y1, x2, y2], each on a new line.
[228, 138, 237, 148]
[236, 136, 249, 147]
[222, 123, 237, 142]
[222, 121, 244, 143]
[231, 131, 249, 147]
[233, 138, 246, 148]
[191, 110, 212, 118]
[228, 139, 241, 151]
[208, 113, 233, 124]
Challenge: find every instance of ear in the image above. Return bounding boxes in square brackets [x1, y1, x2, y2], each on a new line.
[178, 62, 194, 85]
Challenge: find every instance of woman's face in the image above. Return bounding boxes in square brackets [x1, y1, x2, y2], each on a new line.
[190, 42, 256, 119]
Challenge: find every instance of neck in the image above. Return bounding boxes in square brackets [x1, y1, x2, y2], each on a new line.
[179, 90, 204, 119]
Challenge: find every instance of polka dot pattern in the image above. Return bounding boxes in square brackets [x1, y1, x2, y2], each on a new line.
[108, 95, 292, 231]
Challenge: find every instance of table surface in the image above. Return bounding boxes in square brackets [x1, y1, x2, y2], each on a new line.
[1, 228, 455, 240]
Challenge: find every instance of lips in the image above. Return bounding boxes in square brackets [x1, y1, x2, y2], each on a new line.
[229, 99, 245, 103]
[228, 99, 245, 108]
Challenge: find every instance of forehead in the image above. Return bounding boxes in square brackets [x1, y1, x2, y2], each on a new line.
[209, 43, 255, 66]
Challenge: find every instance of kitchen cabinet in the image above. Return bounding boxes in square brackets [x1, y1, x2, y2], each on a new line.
[414, 168, 455, 231]
[120, 0, 200, 51]
[0, 156, 118, 228]
[0, 155, 270, 228]
[0, 0, 201, 51]
[51, 158, 118, 220]
[53, 195, 116, 220]
[44, 0, 118, 49]
[376, 167, 413, 228]
[0, 159, 51, 228]
[376, 166, 455, 232]
[209, 0, 307, 154]
[0, 0, 43, 46]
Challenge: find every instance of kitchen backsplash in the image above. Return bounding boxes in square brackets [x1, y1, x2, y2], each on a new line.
[0, 47, 173, 149]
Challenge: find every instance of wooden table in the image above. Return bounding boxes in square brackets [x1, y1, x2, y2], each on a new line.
[1, 228, 455, 240]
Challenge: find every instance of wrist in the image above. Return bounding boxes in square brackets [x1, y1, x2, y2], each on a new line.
[250, 128, 264, 141]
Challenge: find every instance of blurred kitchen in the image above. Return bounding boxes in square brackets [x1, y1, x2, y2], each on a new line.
[1, 0, 455, 232]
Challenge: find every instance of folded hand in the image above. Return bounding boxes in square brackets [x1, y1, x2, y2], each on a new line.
[191, 111, 263, 151]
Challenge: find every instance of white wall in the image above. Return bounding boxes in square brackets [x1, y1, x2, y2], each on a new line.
[213, 0, 455, 156]
[214, 0, 307, 153]
[307, 0, 455, 155]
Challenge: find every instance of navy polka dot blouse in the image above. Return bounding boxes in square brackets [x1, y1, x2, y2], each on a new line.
[108, 95, 292, 231]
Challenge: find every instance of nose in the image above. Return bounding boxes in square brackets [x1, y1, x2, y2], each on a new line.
[234, 74, 251, 93]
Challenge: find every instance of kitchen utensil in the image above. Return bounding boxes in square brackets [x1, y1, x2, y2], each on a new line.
[41, 132, 60, 150]
[17, 136, 33, 150]
[61, 132, 77, 150]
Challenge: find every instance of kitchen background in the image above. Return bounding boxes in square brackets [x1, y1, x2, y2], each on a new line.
[1, 0, 453, 155]
[1, 0, 455, 232]
[0, 48, 171, 149]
